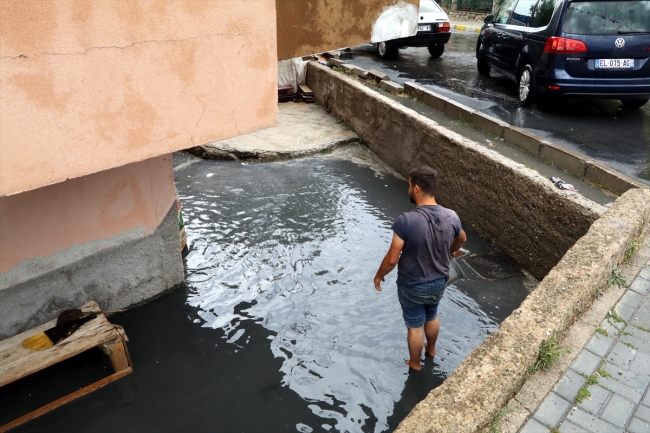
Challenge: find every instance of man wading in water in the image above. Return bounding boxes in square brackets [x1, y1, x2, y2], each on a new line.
[374, 166, 466, 370]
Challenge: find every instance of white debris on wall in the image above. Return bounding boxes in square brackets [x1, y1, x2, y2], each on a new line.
[370, 1, 418, 43]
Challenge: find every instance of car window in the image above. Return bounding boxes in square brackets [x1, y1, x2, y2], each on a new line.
[494, 0, 518, 24]
[420, 0, 443, 13]
[529, 0, 558, 27]
[562, 1, 650, 35]
[510, 0, 537, 26]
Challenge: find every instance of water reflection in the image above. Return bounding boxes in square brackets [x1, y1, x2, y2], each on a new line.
[179, 158, 527, 433]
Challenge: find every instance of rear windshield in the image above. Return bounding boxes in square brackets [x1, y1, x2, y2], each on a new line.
[563, 1, 650, 35]
[420, 0, 443, 13]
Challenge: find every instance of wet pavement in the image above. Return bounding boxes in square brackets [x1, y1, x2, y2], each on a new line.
[341, 31, 650, 185]
[3, 154, 534, 433]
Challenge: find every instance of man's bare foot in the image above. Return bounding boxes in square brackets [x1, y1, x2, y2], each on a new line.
[425, 344, 436, 357]
[405, 360, 422, 370]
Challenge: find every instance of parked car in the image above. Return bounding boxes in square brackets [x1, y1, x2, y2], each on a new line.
[377, 0, 451, 59]
[476, 0, 650, 108]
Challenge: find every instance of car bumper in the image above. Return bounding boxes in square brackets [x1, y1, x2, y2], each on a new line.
[536, 76, 650, 99]
[389, 32, 451, 47]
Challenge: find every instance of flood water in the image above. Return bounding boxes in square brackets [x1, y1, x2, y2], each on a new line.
[6, 155, 533, 433]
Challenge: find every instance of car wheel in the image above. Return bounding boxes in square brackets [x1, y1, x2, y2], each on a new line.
[377, 41, 398, 59]
[477, 41, 490, 76]
[621, 99, 649, 109]
[428, 43, 445, 58]
[518, 64, 535, 106]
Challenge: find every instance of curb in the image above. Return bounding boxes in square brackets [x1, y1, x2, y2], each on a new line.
[402, 81, 647, 195]
[452, 23, 482, 33]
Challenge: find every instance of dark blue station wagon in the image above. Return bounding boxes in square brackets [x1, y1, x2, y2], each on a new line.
[476, 0, 650, 108]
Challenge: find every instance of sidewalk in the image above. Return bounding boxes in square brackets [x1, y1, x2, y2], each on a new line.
[522, 249, 650, 432]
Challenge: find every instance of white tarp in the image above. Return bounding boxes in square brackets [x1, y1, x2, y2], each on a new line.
[277, 57, 308, 90]
[371, 1, 419, 43]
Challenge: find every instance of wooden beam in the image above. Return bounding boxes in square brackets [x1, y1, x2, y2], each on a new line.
[0, 367, 133, 433]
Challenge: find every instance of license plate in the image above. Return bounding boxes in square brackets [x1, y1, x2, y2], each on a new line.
[418, 25, 431, 31]
[595, 59, 634, 69]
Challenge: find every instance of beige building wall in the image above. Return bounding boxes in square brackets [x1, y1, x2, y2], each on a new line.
[276, 0, 419, 60]
[0, 0, 278, 197]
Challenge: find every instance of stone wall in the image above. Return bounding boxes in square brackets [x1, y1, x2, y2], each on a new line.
[305, 60, 650, 433]
[306, 62, 604, 281]
[445, 10, 489, 21]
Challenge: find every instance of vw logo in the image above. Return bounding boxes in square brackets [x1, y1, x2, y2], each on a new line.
[615, 38, 625, 48]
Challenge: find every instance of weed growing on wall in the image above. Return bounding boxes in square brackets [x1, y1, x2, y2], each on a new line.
[624, 239, 640, 264]
[607, 268, 627, 288]
[530, 331, 568, 373]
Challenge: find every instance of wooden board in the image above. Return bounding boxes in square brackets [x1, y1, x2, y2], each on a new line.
[0, 301, 120, 387]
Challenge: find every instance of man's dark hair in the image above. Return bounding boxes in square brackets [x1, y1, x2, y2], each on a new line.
[409, 166, 439, 197]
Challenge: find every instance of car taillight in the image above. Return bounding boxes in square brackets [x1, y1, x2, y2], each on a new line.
[439, 22, 450, 32]
[543, 37, 587, 54]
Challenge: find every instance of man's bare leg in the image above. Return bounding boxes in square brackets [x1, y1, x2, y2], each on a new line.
[424, 317, 440, 357]
[406, 327, 424, 370]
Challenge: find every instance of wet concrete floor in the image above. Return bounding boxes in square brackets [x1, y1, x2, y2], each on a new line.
[343, 31, 650, 185]
[3, 153, 534, 433]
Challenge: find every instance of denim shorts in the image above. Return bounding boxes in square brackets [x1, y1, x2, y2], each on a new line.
[397, 277, 447, 328]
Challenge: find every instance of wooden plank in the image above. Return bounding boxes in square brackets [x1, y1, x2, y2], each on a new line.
[102, 338, 130, 372]
[0, 302, 120, 387]
[0, 366, 133, 433]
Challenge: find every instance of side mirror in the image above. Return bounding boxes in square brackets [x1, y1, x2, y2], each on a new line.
[484, 14, 494, 24]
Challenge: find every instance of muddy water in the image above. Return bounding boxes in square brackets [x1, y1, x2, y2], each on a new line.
[7, 156, 533, 433]
[179, 158, 531, 432]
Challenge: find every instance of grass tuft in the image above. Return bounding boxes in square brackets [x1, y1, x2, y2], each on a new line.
[624, 239, 640, 264]
[595, 327, 609, 337]
[530, 331, 568, 373]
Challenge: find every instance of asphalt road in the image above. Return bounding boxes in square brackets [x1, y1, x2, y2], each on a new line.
[343, 30, 650, 185]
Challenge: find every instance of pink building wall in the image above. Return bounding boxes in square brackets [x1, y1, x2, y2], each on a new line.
[0, 0, 278, 197]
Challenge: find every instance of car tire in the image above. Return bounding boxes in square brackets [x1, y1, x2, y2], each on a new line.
[620, 99, 649, 109]
[377, 41, 398, 59]
[477, 41, 490, 76]
[428, 43, 445, 58]
[517, 64, 535, 106]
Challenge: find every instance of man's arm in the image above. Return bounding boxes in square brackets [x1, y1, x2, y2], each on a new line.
[450, 229, 467, 258]
[374, 232, 405, 291]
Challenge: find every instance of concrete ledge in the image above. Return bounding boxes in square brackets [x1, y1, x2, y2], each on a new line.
[471, 111, 509, 137]
[443, 99, 475, 122]
[403, 82, 647, 195]
[585, 161, 647, 196]
[502, 127, 543, 157]
[351, 66, 369, 79]
[368, 69, 389, 81]
[394, 189, 650, 433]
[380, 79, 404, 94]
[539, 142, 587, 177]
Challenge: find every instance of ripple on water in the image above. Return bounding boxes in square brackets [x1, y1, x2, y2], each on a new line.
[180, 159, 518, 433]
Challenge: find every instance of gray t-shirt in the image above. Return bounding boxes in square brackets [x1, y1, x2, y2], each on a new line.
[391, 205, 462, 288]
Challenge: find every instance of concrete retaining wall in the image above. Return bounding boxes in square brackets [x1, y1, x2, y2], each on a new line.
[0, 203, 184, 339]
[306, 62, 604, 281]
[403, 82, 647, 196]
[305, 60, 650, 433]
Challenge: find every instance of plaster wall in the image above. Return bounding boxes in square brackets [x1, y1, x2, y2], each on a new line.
[0, 155, 183, 337]
[0, 0, 278, 196]
[276, 0, 418, 60]
[0, 155, 176, 280]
